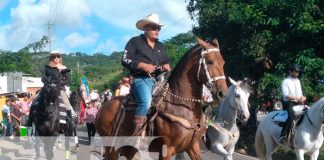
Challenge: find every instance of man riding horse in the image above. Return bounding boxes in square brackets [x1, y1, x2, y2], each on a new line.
[121, 13, 171, 137]
[279, 63, 307, 144]
[28, 50, 75, 128]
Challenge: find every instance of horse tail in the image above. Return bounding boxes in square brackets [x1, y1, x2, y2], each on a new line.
[255, 125, 265, 160]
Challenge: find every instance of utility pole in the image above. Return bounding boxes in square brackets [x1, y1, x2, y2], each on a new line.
[47, 21, 53, 52]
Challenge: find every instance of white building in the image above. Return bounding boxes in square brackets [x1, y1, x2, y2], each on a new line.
[0, 72, 43, 95]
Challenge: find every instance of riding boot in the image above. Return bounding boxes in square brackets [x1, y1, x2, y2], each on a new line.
[279, 113, 294, 144]
[133, 116, 148, 150]
[133, 116, 147, 136]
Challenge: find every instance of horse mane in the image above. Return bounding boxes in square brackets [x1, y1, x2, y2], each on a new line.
[42, 84, 60, 105]
[168, 44, 201, 81]
[238, 81, 253, 94]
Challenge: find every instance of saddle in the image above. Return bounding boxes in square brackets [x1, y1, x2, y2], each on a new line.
[119, 72, 201, 136]
[272, 105, 309, 147]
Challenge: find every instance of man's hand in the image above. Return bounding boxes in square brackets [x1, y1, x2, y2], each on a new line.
[138, 62, 156, 74]
[162, 64, 171, 72]
[298, 96, 307, 104]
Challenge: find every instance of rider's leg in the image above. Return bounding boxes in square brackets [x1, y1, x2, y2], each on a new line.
[60, 90, 75, 126]
[279, 101, 296, 143]
[131, 77, 155, 135]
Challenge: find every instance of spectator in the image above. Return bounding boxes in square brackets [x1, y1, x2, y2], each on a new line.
[9, 96, 21, 138]
[1, 99, 11, 137]
[20, 94, 31, 126]
[119, 77, 131, 96]
[104, 89, 113, 102]
[90, 90, 100, 101]
[114, 80, 123, 96]
[83, 99, 98, 143]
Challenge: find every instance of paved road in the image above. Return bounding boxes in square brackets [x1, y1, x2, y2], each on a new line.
[0, 129, 258, 160]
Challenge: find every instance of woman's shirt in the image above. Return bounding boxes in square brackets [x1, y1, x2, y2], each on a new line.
[84, 107, 98, 123]
[42, 65, 71, 90]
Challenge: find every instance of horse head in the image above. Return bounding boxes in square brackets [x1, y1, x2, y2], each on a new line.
[42, 83, 60, 106]
[228, 77, 252, 123]
[196, 37, 228, 103]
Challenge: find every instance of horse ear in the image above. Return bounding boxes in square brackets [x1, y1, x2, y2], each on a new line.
[228, 77, 238, 86]
[212, 38, 220, 48]
[196, 36, 209, 49]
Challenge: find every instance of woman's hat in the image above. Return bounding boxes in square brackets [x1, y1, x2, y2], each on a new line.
[50, 50, 61, 55]
[85, 99, 92, 104]
[136, 13, 163, 31]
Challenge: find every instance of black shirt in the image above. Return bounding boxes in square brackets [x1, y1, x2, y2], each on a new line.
[122, 34, 170, 77]
[42, 65, 71, 90]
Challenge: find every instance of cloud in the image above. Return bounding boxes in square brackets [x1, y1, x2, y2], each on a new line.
[63, 32, 98, 48]
[93, 39, 119, 54]
[0, 0, 91, 51]
[87, 0, 193, 39]
[0, 0, 193, 53]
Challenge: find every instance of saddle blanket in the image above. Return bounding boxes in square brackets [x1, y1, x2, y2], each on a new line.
[273, 105, 308, 122]
[59, 102, 67, 124]
[273, 111, 288, 122]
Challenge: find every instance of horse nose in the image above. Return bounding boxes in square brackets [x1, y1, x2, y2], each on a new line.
[217, 90, 225, 99]
[242, 114, 246, 119]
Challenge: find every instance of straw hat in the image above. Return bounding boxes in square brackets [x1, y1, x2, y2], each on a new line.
[136, 13, 163, 31]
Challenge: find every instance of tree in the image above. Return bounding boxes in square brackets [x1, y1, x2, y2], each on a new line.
[163, 32, 196, 67]
[187, 0, 324, 102]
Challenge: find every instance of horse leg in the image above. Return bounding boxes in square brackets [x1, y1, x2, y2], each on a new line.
[295, 149, 305, 160]
[44, 136, 57, 160]
[263, 135, 277, 160]
[309, 149, 320, 160]
[174, 153, 186, 160]
[225, 145, 235, 160]
[73, 125, 79, 148]
[159, 146, 175, 160]
[186, 141, 201, 160]
[210, 143, 228, 158]
[65, 135, 71, 159]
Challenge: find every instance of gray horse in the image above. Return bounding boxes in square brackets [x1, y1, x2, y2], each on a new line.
[205, 78, 252, 160]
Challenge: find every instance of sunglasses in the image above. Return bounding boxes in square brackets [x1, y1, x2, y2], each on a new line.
[50, 54, 61, 59]
[146, 24, 161, 31]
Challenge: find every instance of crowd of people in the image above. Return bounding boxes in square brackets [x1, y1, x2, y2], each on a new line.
[1, 94, 33, 139]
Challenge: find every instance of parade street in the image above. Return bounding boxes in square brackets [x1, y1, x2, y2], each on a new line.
[0, 126, 258, 160]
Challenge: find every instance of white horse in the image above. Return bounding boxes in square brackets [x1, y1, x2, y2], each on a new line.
[205, 78, 252, 160]
[255, 97, 324, 160]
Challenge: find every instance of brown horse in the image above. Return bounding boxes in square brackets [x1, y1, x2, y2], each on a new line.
[95, 37, 228, 160]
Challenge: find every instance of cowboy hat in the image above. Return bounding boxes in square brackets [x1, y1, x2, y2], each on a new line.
[136, 13, 163, 31]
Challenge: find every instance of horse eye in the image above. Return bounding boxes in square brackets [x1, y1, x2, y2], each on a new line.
[235, 94, 240, 98]
[206, 60, 213, 65]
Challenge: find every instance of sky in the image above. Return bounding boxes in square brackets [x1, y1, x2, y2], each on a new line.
[0, 0, 195, 55]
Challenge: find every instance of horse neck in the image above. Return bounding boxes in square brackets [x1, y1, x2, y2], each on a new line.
[306, 103, 323, 133]
[218, 89, 237, 129]
[165, 48, 203, 117]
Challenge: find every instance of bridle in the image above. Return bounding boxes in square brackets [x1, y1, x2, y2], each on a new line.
[197, 48, 226, 90]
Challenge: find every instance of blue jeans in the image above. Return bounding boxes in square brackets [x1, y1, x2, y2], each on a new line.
[131, 77, 155, 116]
